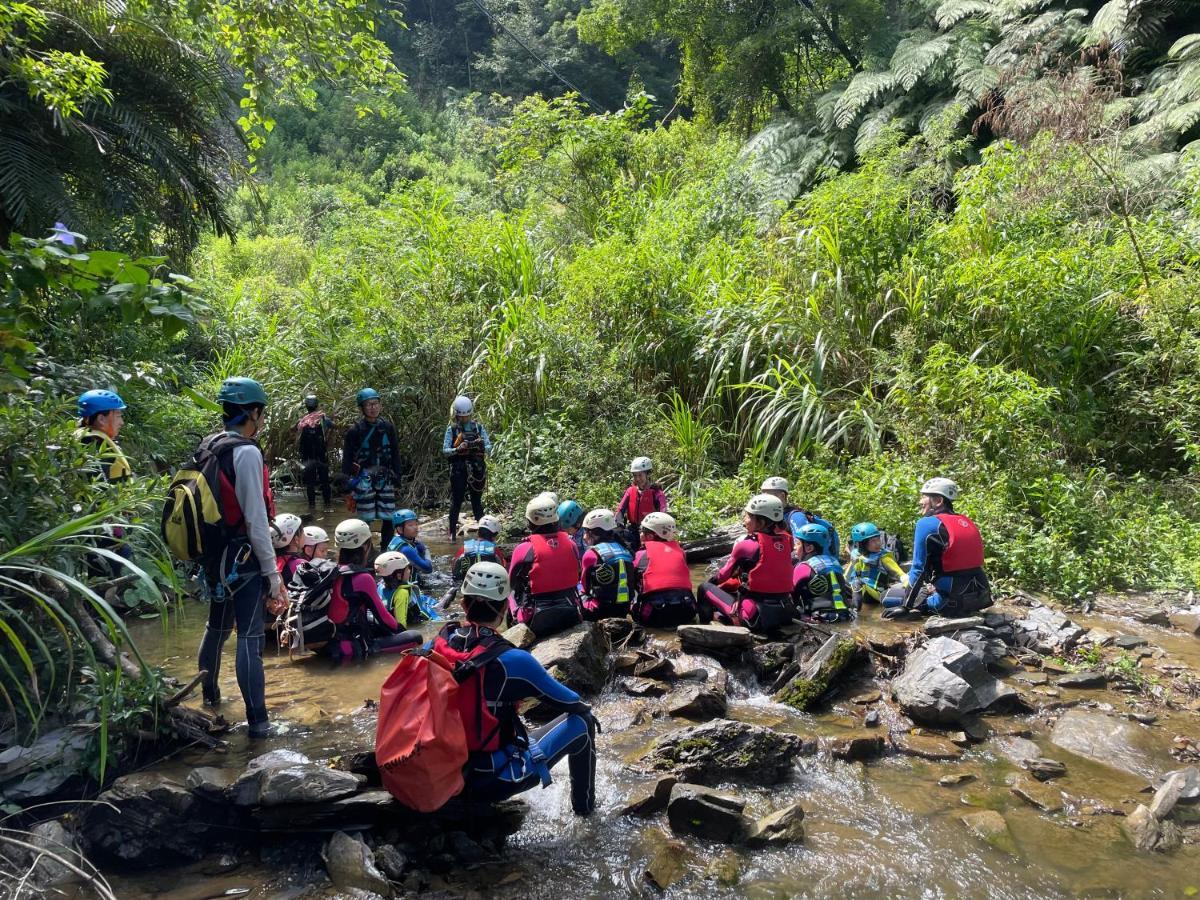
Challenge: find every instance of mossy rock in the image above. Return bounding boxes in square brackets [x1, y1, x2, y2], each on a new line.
[773, 635, 859, 711]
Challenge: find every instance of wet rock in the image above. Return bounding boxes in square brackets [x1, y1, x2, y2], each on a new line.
[852, 690, 882, 704]
[1025, 758, 1067, 782]
[1168, 608, 1200, 636]
[677, 624, 753, 652]
[1149, 767, 1199, 820]
[644, 836, 690, 890]
[667, 684, 727, 721]
[829, 731, 885, 761]
[600, 618, 634, 643]
[961, 810, 1015, 853]
[374, 844, 407, 881]
[323, 831, 391, 895]
[621, 776, 678, 818]
[1122, 804, 1161, 852]
[0, 727, 92, 803]
[15, 820, 83, 887]
[1011, 671, 1049, 686]
[1050, 710, 1157, 778]
[997, 736, 1042, 766]
[502, 624, 537, 650]
[666, 783, 750, 843]
[186, 766, 238, 800]
[1113, 634, 1147, 650]
[613, 651, 641, 674]
[961, 718, 990, 742]
[1056, 671, 1107, 689]
[1013, 607, 1086, 655]
[892, 733, 963, 761]
[531, 622, 611, 695]
[744, 802, 805, 846]
[1153, 766, 1200, 803]
[258, 764, 361, 807]
[774, 634, 858, 711]
[891, 636, 1017, 725]
[749, 642, 795, 682]
[622, 677, 669, 698]
[704, 849, 742, 885]
[864, 709, 881, 728]
[1009, 775, 1063, 813]
[1084, 629, 1115, 647]
[634, 656, 675, 681]
[939, 773, 976, 787]
[924, 616, 987, 636]
[645, 719, 808, 785]
[82, 772, 240, 866]
[229, 750, 311, 806]
[251, 789, 397, 831]
[671, 653, 722, 683]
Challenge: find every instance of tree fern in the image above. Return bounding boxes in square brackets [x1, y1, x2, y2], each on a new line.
[891, 31, 955, 90]
[834, 72, 898, 128]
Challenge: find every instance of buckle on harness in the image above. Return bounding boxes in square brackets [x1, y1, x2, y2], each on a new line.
[528, 743, 553, 788]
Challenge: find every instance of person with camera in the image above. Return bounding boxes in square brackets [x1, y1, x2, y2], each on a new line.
[442, 395, 492, 540]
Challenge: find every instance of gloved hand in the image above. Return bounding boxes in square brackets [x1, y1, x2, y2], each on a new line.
[267, 571, 284, 601]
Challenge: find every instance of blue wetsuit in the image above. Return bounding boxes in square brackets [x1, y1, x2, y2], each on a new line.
[786, 508, 840, 557]
[433, 625, 596, 815]
[387, 534, 434, 575]
[906, 514, 990, 614]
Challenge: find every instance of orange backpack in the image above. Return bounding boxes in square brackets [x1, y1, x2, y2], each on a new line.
[375, 635, 511, 813]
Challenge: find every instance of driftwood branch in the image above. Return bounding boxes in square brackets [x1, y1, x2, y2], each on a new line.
[164, 670, 207, 708]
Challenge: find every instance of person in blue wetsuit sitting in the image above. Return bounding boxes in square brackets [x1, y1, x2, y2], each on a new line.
[432, 562, 598, 815]
[388, 508, 434, 580]
[760, 476, 840, 557]
[884, 477, 991, 619]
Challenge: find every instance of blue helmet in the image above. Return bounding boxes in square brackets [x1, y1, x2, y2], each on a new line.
[796, 522, 831, 552]
[216, 377, 267, 407]
[557, 500, 584, 529]
[77, 389, 126, 419]
[392, 508, 418, 527]
[850, 522, 880, 544]
[356, 387, 380, 406]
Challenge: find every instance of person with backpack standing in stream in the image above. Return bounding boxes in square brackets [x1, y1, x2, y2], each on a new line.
[443, 395, 491, 541]
[295, 394, 334, 508]
[180, 377, 280, 739]
[342, 388, 403, 549]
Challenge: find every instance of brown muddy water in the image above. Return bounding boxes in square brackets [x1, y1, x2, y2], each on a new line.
[111, 498, 1200, 898]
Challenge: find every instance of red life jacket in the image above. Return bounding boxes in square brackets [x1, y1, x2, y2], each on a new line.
[528, 532, 579, 595]
[935, 513, 985, 573]
[214, 437, 275, 532]
[622, 484, 663, 527]
[744, 531, 794, 595]
[639, 540, 692, 594]
[431, 624, 513, 753]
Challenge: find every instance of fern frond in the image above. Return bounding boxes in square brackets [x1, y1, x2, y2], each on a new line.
[935, 0, 996, 29]
[833, 71, 897, 128]
[855, 100, 907, 155]
[891, 31, 954, 90]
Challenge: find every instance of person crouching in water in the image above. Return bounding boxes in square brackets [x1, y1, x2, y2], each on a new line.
[579, 509, 634, 621]
[434, 562, 597, 815]
[631, 512, 697, 627]
[793, 522, 853, 623]
[272, 513, 306, 584]
[299, 525, 329, 562]
[388, 509, 434, 584]
[697, 494, 795, 632]
[848, 522, 908, 607]
[507, 495, 582, 638]
[326, 519, 422, 663]
[374, 551, 429, 630]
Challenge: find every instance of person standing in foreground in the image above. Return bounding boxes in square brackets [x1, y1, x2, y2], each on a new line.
[295, 394, 334, 508]
[195, 377, 280, 739]
[342, 388, 403, 549]
[443, 395, 492, 541]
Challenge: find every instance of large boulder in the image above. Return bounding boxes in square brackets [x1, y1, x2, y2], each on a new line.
[229, 749, 313, 806]
[531, 622, 611, 695]
[667, 684, 727, 721]
[773, 634, 858, 710]
[0, 727, 92, 804]
[1168, 607, 1200, 636]
[1013, 606, 1087, 655]
[257, 764, 361, 807]
[666, 783, 750, 843]
[890, 636, 1017, 725]
[644, 719, 810, 786]
[1049, 710, 1159, 779]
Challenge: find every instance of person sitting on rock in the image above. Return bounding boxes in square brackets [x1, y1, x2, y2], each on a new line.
[848, 521, 908, 607]
[507, 495, 583, 638]
[632, 512, 697, 627]
[886, 478, 991, 619]
[579, 508, 635, 621]
[793, 522, 853, 623]
[696, 494, 795, 633]
[433, 562, 597, 815]
[558, 499, 586, 557]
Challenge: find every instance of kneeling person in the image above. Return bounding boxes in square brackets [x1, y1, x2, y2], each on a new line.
[374, 551, 429, 630]
[434, 563, 597, 815]
[631, 512, 696, 627]
[848, 522, 908, 607]
[579, 509, 634, 621]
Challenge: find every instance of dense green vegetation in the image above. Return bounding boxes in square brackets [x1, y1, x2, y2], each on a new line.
[3, 0, 1200, 776]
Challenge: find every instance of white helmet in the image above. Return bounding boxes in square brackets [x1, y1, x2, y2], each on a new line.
[334, 518, 373, 550]
[583, 508, 618, 532]
[525, 495, 559, 526]
[921, 477, 959, 502]
[760, 476, 790, 494]
[271, 513, 303, 548]
[302, 525, 329, 548]
[477, 514, 502, 535]
[641, 511, 678, 540]
[630, 456, 653, 474]
[452, 395, 473, 415]
[536, 490, 559, 505]
[744, 493, 785, 522]
[374, 551, 410, 577]
[462, 561, 510, 602]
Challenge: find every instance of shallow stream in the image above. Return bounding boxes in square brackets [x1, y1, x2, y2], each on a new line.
[109, 499, 1200, 898]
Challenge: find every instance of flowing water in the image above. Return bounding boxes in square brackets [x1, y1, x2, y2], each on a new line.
[109, 498, 1200, 898]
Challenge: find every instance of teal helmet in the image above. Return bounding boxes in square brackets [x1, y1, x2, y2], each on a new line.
[850, 522, 881, 544]
[217, 377, 267, 407]
[356, 387, 380, 406]
[77, 389, 126, 418]
[796, 522, 831, 552]
[392, 508, 418, 527]
[557, 500, 584, 530]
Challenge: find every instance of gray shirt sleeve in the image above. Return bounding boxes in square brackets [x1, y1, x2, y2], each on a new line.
[232, 442, 276, 575]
